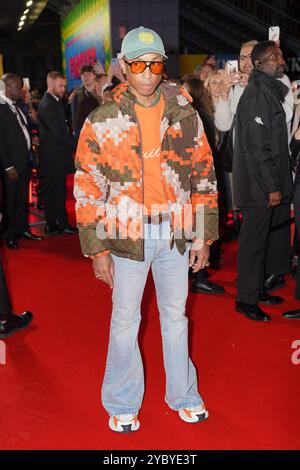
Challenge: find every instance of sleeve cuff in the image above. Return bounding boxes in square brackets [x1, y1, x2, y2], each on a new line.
[88, 250, 110, 259]
[191, 239, 204, 250]
[78, 225, 110, 257]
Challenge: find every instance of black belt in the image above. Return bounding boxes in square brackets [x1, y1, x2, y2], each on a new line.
[143, 213, 170, 225]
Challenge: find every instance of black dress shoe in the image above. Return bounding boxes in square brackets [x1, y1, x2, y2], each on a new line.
[257, 292, 284, 305]
[0, 311, 33, 338]
[6, 239, 19, 249]
[45, 225, 60, 236]
[282, 309, 300, 319]
[59, 225, 78, 235]
[235, 299, 271, 322]
[191, 279, 225, 294]
[21, 230, 43, 241]
[264, 274, 285, 292]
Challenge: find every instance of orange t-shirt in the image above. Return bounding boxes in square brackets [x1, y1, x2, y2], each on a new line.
[135, 93, 168, 215]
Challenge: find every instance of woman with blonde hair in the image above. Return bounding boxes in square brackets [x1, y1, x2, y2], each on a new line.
[205, 71, 238, 236]
[204, 71, 223, 101]
[204, 70, 233, 141]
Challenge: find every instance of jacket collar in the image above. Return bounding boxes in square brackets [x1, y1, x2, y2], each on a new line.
[45, 91, 60, 102]
[112, 81, 196, 125]
[0, 93, 14, 106]
[249, 69, 288, 102]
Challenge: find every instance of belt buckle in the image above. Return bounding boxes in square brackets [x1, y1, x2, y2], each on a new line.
[155, 213, 163, 224]
[146, 213, 165, 224]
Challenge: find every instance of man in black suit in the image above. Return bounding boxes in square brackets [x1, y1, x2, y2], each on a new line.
[39, 71, 77, 235]
[0, 179, 33, 338]
[0, 73, 43, 248]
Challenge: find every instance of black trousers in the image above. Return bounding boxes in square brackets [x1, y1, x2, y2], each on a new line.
[43, 167, 68, 229]
[0, 254, 11, 320]
[237, 204, 291, 304]
[265, 203, 291, 275]
[3, 168, 30, 240]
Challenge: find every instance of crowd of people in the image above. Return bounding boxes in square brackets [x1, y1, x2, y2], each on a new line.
[1, 25, 300, 433]
[0, 59, 129, 340]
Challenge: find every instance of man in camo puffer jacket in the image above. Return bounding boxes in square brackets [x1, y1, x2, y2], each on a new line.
[74, 26, 218, 433]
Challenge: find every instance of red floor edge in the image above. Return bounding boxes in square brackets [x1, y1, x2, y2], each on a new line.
[0, 175, 299, 450]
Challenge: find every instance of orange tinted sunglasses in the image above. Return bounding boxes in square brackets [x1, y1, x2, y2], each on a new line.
[123, 59, 164, 75]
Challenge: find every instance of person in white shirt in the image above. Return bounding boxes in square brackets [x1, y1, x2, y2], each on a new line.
[215, 41, 294, 137]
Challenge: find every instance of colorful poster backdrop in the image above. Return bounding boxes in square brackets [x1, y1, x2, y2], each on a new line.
[61, 0, 111, 91]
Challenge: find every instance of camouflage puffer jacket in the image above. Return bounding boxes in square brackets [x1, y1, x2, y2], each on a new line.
[74, 81, 218, 261]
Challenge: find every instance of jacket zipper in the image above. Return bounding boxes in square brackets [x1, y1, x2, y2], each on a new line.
[160, 119, 174, 249]
[136, 117, 145, 262]
[133, 97, 196, 259]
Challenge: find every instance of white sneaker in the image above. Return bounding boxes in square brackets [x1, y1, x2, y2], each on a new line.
[109, 414, 140, 433]
[178, 404, 209, 423]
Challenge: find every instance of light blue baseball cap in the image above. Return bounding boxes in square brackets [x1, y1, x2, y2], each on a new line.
[121, 26, 167, 60]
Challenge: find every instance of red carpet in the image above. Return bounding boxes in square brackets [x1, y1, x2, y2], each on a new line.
[0, 176, 300, 450]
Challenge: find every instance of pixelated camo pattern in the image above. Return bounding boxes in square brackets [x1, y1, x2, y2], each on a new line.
[74, 81, 218, 260]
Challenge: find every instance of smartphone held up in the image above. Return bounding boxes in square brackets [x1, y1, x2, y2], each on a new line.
[268, 26, 280, 42]
[23, 77, 30, 90]
[227, 60, 238, 74]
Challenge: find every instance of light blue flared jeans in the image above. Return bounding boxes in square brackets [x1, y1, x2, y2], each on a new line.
[101, 222, 203, 416]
